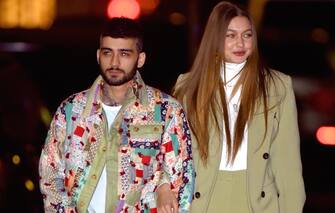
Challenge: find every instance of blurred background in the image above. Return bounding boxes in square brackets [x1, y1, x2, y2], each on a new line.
[0, 0, 335, 212]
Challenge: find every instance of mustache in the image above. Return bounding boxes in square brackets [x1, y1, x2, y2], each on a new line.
[106, 67, 125, 72]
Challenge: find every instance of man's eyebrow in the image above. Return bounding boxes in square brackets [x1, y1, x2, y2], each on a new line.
[100, 47, 134, 52]
[100, 47, 112, 51]
[119, 48, 134, 52]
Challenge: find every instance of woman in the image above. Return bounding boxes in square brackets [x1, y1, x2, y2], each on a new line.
[173, 1, 305, 212]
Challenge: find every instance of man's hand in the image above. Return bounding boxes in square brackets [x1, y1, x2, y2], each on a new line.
[157, 183, 178, 213]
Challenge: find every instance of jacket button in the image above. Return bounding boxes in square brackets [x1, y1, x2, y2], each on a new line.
[195, 192, 201, 199]
[263, 153, 269, 159]
[261, 191, 265, 198]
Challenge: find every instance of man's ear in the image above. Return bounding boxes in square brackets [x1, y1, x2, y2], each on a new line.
[137, 52, 146, 68]
[96, 49, 100, 64]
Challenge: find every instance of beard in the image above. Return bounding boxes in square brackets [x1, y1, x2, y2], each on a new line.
[100, 64, 137, 86]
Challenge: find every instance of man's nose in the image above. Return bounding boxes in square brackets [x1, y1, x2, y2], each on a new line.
[110, 54, 120, 68]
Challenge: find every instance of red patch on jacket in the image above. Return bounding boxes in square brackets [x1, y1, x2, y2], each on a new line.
[141, 155, 151, 165]
[74, 126, 85, 137]
[135, 169, 143, 177]
[64, 176, 69, 186]
[163, 141, 173, 153]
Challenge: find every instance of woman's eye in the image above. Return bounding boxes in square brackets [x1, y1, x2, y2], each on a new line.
[243, 33, 253, 38]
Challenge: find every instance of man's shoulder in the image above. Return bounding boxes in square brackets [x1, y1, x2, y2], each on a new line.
[58, 89, 89, 110]
[146, 85, 182, 107]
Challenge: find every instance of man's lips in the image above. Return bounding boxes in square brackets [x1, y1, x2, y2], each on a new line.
[106, 68, 124, 73]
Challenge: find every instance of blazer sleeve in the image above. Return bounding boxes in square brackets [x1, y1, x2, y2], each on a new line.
[161, 101, 195, 212]
[39, 103, 76, 212]
[271, 75, 306, 213]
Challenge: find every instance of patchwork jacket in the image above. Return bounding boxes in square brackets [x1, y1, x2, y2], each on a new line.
[39, 72, 195, 213]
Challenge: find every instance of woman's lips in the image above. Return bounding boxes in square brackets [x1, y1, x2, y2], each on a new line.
[233, 51, 246, 56]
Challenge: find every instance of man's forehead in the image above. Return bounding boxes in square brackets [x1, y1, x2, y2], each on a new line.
[100, 37, 137, 47]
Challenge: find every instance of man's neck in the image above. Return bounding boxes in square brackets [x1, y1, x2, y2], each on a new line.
[101, 81, 133, 106]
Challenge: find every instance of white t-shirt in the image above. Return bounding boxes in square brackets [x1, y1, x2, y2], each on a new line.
[88, 103, 121, 213]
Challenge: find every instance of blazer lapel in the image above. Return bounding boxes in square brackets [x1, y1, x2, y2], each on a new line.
[247, 93, 280, 154]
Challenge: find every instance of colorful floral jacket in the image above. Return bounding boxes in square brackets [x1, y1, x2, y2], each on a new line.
[39, 72, 195, 213]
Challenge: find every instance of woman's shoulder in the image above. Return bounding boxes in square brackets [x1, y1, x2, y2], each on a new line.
[266, 69, 294, 100]
[174, 72, 191, 91]
[268, 69, 291, 84]
[268, 69, 294, 88]
[176, 72, 190, 83]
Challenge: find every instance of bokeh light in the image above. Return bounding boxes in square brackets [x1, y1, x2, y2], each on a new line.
[316, 126, 335, 145]
[169, 12, 186, 26]
[138, 0, 160, 15]
[311, 28, 329, 44]
[0, 0, 56, 29]
[107, 0, 140, 20]
[25, 179, 35, 191]
[40, 106, 52, 127]
[12, 155, 21, 165]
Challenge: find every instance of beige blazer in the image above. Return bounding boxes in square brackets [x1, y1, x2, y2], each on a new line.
[176, 70, 305, 213]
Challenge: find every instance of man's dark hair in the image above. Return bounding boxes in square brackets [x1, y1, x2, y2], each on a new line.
[100, 17, 144, 52]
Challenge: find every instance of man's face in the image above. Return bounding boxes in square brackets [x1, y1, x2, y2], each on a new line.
[97, 37, 145, 86]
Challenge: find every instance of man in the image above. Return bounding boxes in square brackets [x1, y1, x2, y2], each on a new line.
[39, 18, 194, 213]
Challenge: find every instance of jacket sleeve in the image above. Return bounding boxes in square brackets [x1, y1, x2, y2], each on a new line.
[271, 75, 306, 213]
[39, 103, 76, 213]
[161, 102, 195, 212]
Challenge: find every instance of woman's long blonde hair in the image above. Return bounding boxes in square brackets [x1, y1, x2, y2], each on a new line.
[173, 1, 272, 165]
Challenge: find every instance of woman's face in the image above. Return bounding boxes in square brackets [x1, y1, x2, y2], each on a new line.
[224, 16, 253, 63]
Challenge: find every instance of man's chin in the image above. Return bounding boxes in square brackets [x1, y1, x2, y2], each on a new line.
[105, 77, 131, 86]
[100, 69, 136, 86]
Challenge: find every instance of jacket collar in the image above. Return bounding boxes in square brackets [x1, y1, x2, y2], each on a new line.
[82, 71, 149, 118]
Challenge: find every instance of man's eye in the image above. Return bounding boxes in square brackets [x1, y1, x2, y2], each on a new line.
[102, 51, 111, 55]
[121, 52, 129, 56]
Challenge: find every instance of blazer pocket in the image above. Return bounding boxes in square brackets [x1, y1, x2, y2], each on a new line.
[258, 181, 279, 212]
